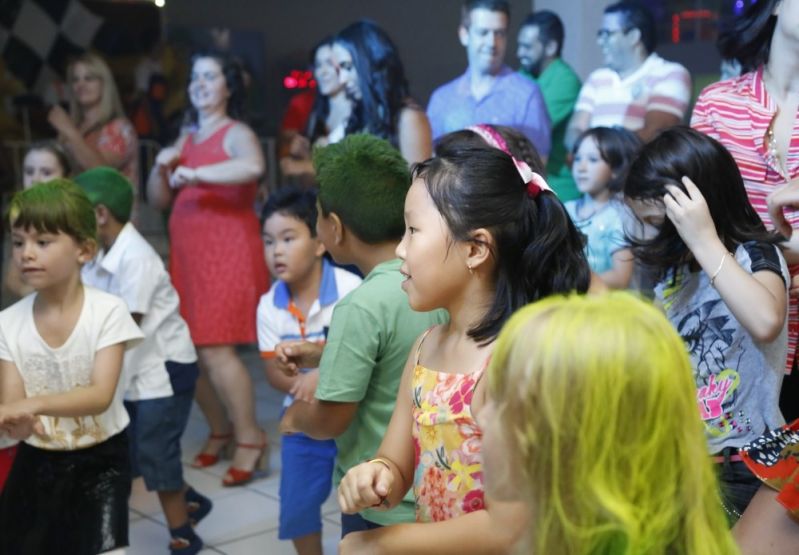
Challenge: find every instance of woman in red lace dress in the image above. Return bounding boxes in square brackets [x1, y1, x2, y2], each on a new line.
[148, 52, 269, 486]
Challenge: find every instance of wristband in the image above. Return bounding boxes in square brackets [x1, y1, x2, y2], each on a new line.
[368, 457, 392, 471]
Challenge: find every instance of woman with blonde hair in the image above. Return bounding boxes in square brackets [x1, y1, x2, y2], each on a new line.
[48, 52, 139, 186]
[480, 293, 739, 554]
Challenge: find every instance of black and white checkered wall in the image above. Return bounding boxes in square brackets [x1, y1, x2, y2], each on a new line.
[0, 0, 103, 94]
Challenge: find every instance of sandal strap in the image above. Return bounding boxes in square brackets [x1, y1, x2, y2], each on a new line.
[236, 441, 267, 450]
[209, 432, 233, 440]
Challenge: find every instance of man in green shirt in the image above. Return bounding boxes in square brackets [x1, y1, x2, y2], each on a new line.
[517, 10, 582, 201]
[278, 134, 446, 536]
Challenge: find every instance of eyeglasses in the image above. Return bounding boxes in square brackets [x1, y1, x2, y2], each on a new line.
[596, 28, 630, 40]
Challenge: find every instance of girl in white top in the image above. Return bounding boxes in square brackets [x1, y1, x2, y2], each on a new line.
[0, 180, 142, 555]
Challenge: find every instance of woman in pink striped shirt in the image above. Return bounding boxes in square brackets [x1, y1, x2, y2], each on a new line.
[691, 0, 799, 424]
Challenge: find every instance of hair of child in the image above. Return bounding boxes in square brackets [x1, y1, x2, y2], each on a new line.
[7, 179, 97, 244]
[572, 126, 642, 193]
[73, 166, 134, 224]
[435, 125, 545, 174]
[25, 140, 73, 177]
[488, 292, 738, 555]
[413, 147, 590, 343]
[260, 185, 318, 237]
[313, 133, 410, 244]
[623, 126, 778, 277]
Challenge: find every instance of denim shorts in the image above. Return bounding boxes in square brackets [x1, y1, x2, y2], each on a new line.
[125, 389, 194, 492]
[278, 431, 337, 540]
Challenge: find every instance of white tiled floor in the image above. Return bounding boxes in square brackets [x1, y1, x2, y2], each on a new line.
[128, 348, 342, 554]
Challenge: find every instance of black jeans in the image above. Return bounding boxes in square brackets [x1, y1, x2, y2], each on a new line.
[716, 451, 760, 525]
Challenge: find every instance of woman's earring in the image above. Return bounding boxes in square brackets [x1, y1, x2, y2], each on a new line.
[467, 264, 474, 275]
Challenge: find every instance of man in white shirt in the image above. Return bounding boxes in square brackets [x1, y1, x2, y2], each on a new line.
[564, 1, 691, 151]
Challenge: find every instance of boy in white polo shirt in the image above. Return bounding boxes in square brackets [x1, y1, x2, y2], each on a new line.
[257, 186, 361, 555]
[76, 167, 211, 555]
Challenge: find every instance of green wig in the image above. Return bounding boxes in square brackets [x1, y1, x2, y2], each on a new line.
[488, 292, 739, 555]
[313, 133, 410, 244]
[73, 166, 134, 223]
[7, 179, 97, 244]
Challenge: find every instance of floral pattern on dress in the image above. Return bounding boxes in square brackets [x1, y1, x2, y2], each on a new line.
[412, 364, 485, 523]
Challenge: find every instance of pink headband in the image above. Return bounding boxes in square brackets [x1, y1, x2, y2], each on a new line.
[467, 124, 553, 198]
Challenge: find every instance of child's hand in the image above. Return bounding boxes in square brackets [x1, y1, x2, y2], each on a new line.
[338, 460, 394, 514]
[289, 370, 319, 404]
[663, 177, 719, 251]
[0, 402, 43, 440]
[275, 341, 324, 376]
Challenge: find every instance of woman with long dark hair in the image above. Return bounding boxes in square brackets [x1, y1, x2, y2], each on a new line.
[332, 20, 432, 164]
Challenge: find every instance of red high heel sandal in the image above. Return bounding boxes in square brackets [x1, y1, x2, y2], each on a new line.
[191, 433, 234, 468]
[222, 435, 269, 487]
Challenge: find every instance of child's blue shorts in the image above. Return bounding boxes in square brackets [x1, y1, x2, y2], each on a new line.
[279, 431, 337, 540]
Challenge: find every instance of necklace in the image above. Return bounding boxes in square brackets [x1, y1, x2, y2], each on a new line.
[766, 117, 789, 179]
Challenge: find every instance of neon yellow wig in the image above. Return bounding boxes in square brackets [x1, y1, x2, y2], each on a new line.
[488, 292, 738, 555]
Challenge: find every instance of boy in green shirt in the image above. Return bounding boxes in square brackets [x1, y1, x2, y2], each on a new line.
[278, 134, 446, 536]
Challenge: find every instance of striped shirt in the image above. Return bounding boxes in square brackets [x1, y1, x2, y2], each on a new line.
[575, 53, 691, 131]
[691, 66, 799, 373]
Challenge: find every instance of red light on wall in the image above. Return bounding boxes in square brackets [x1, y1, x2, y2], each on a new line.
[672, 14, 680, 44]
[283, 70, 316, 90]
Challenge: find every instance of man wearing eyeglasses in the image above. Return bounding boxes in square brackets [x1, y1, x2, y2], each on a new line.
[564, 1, 691, 151]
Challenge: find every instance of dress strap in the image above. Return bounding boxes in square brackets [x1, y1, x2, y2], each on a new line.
[414, 327, 436, 366]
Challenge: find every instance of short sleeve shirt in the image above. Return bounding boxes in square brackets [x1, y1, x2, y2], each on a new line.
[82, 223, 197, 400]
[691, 67, 799, 372]
[655, 242, 788, 452]
[256, 260, 362, 408]
[575, 53, 691, 131]
[427, 66, 551, 156]
[565, 197, 627, 274]
[0, 287, 143, 450]
[314, 259, 448, 526]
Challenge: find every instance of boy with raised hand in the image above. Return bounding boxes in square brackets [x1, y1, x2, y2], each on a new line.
[76, 167, 211, 555]
[257, 185, 362, 555]
[279, 134, 447, 536]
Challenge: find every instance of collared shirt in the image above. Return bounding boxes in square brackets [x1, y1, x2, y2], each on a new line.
[692, 66, 799, 372]
[82, 222, 196, 400]
[256, 259, 362, 408]
[575, 53, 691, 131]
[427, 66, 551, 156]
[523, 58, 582, 201]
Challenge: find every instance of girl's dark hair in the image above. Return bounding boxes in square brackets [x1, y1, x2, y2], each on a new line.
[573, 126, 642, 193]
[434, 125, 545, 173]
[334, 20, 411, 144]
[717, 0, 778, 72]
[306, 36, 335, 144]
[624, 126, 778, 278]
[25, 140, 72, 176]
[185, 50, 247, 126]
[414, 147, 591, 344]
